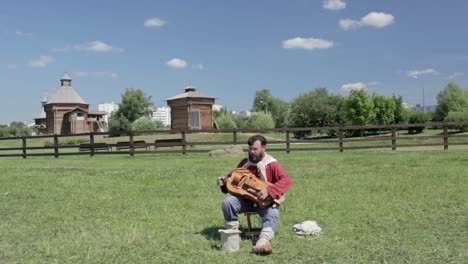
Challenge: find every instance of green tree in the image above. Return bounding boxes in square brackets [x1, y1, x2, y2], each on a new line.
[392, 95, 409, 124]
[372, 94, 396, 125]
[109, 88, 154, 135]
[408, 111, 431, 134]
[247, 112, 275, 129]
[252, 89, 290, 128]
[345, 90, 375, 126]
[131, 117, 165, 131]
[445, 111, 468, 132]
[434, 81, 468, 121]
[287, 88, 346, 138]
[214, 109, 238, 129]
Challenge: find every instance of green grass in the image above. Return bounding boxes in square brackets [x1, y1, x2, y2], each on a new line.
[0, 149, 467, 263]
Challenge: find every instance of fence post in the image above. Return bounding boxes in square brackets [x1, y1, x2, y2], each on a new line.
[286, 130, 290, 154]
[54, 134, 59, 158]
[182, 131, 186, 154]
[338, 130, 344, 152]
[129, 132, 134, 156]
[443, 125, 448, 150]
[233, 131, 237, 145]
[22, 137, 27, 159]
[391, 128, 396, 151]
[90, 133, 95, 157]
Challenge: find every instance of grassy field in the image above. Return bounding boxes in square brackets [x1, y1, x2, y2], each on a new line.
[0, 148, 467, 263]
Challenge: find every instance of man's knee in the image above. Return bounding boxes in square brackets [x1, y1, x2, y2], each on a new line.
[222, 195, 239, 211]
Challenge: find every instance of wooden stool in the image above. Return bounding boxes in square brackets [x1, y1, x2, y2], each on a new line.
[244, 212, 261, 236]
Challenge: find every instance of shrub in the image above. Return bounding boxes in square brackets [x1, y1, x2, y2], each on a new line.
[247, 112, 275, 129]
[131, 117, 166, 131]
[445, 111, 468, 132]
[408, 111, 431, 134]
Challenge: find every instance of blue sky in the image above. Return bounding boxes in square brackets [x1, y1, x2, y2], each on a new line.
[1, 0, 467, 123]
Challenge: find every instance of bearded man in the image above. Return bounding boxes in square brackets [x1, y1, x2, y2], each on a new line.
[217, 134, 293, 254]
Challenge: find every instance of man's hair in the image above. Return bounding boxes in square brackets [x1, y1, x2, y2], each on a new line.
[248, 135, 267, 146]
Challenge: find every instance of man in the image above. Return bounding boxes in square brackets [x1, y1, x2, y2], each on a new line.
[217, 135, 293, 254]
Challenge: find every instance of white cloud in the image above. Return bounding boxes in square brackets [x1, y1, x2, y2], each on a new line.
[340, 11, 395, 30]
[73, 72, 119, 78]
[361, 12, 395, 28]
[341, 82, 367, 92]
[16, 30, 32, 37]
[339, 19, 361, 30]
[52, 41, 123, 53]
[367, 81, 381, 86]
[29, 56, 55, 68]
[323, 0, 346, 10]
[192, 64, 204, 70]
[166, 58, 188, 68]
[448, 72, 464, 79]
[144, 17, 167, 27]
[7, 64, 18, 69]
[283, 37, 334, 50]
[406, 68, 437, 78]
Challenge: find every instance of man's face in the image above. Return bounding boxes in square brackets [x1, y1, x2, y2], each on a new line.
[248, 140, 266, 163]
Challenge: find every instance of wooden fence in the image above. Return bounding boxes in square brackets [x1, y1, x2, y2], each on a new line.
[1, 122, 468, 158]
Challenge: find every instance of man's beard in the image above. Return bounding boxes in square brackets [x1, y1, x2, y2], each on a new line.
[249, 151, 265, 163]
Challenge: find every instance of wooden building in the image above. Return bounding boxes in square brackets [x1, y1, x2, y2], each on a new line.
[165, 85, 217, 130]
[34, 74, 107, 135]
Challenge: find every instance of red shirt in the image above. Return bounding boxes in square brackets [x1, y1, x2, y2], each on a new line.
[237, 158, 293, 199]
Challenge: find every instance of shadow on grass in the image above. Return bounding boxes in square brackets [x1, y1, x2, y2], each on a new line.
[197, 226, 254, 242]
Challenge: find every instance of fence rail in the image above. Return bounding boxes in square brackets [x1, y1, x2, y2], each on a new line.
[1, 122, 468, 158]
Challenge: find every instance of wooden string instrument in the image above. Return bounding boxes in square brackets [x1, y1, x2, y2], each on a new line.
[225, 168, 276, 208]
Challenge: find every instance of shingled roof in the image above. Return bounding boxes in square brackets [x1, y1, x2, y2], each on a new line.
[47, 74, 87, 104]
[165, 85, 217, 101]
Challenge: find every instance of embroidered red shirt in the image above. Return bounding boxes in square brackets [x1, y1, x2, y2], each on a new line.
[237, 158, 293, 199]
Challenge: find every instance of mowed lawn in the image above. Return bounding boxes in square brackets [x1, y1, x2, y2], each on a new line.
[0, 149, 467, 264]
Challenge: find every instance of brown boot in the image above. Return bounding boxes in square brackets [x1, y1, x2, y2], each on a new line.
[251, 244, 274, 254]
[251, 227, 274, 255]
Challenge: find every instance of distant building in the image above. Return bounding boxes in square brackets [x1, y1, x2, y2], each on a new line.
[98, 102, 119, 123]
[232, 110, 252, 118]
[34, 74, 107, 135]
[411, 104, 437, 112]
[212, 104, 224, 111]
[152, 106, 171, 126]
[165, 85, 217, 130]
[402, 102, 413, 109]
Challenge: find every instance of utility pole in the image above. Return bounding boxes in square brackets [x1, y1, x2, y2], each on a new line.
[422, 84, 426, 113]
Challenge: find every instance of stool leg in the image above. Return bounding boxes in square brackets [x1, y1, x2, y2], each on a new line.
[247, 214, 253, 232]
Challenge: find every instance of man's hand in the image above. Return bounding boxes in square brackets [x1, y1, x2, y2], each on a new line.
[217, 177, 226, 186]
[257, 188, 269, 200]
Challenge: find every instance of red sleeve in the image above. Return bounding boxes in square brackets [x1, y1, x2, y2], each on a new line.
[265, 161, 293, 199]
[237, 158, 248, 168]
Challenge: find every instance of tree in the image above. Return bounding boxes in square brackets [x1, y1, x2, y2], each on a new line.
[252, 89, 290, 128]
[392, 95, 409, 124]
[131, 117, 165, 131]
[287, 88, 346, 138]
[372, 94, 396, 125]
[345, 89, 375, 126]
[445, 111, 468, 132]
[214, 108, 238, 129]
[408, 111, 431, 134]
[109, 88, 154, 135]
[247, 112, 275, 129]
[434, 81, 468, 121]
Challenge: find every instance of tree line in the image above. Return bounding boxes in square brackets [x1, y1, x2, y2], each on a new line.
[0, 122, 34, 137]
[215, 81, 468, 137]
[103, 81, 468, 138]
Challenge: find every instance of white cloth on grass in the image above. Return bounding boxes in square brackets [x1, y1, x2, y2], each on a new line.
[293, 220, 322, 236]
